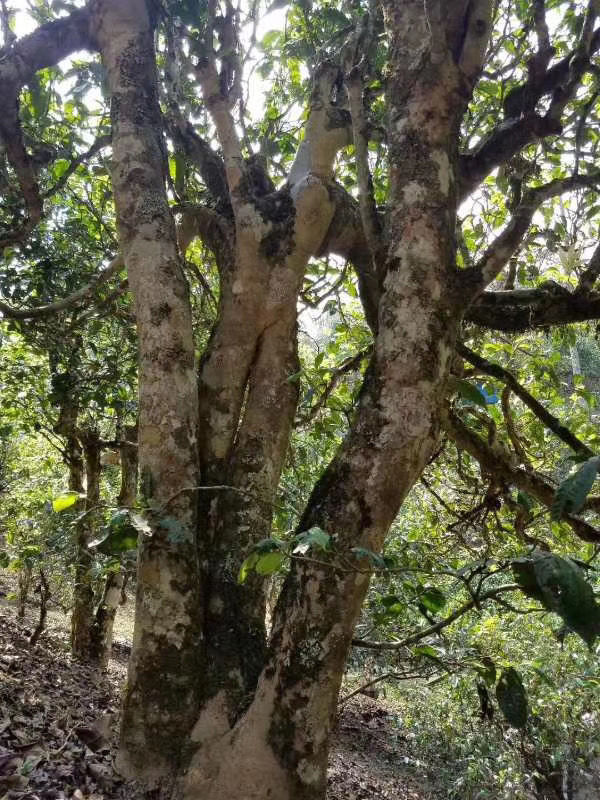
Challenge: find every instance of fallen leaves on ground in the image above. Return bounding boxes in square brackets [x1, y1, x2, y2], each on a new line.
[0, 605, 433, 799]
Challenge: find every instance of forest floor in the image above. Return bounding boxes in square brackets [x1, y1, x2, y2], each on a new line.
[0, 591, 436, 800]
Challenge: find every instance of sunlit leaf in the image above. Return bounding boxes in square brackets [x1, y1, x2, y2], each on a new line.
[52, 492, 81, 512]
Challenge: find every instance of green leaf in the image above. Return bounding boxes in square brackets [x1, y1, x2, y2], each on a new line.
[238, 552, 258, 584]
[452, 379, 488, 408]
[513, 551, 600, 645]
[472, 658, 496, 686]
[293, 526, 331, 554]
[516, 491, 534, 512]
[551, 456, 600, 520]
[412, 644, 442, 660]
[534, 554, 600, 646]
[52, 491, 81, 512]
[420, 586, 446, 613]
[531, 665, 556, 688]
[255, 551, 286, 576]
[89, 510, 139, 555]
[0, 552, 9, 568]
[380, 594, 401, 608]
[496, 667, 528, 728]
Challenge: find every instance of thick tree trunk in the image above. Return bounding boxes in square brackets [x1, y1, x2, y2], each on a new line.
[94, 0, 202, 781]
[71, 430, 101, 659]
[182, 3, 491, 798]
[91, 0, 492, 795]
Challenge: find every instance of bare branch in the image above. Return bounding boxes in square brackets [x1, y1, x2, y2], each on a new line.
[343, 12, 384, 276]
[195, 4, 244, 199]
[319, 182, 380, 332]
[287, 61, 352, 188]
[466, 286, 600, 331]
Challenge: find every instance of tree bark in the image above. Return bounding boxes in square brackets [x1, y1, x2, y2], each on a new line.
[181, 3, 494, 798]
[71, 429, 101, 659]
[16, 562, 32, 619]
[92, 0, 493, 796]
[94, 0, 202, 781]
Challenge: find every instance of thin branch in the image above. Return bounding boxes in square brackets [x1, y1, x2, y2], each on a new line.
[457, 342, 593, 457]
[463, 172, 600, 292]
[339, 670, 425, 704]
[42, 133, 112, 199]
[459, 24, 600, 199]
[343, 12, 383, 273]
[301, 347, 372, 422]
[443, 408, 600, 544]
[352, 583, 521, 651]
[0, 254, 124, 319]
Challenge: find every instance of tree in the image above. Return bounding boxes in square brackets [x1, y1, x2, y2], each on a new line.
[2, 1, 600, 798]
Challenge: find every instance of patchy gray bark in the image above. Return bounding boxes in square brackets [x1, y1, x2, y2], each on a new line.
[94, 0, 202, 781]
[181, 4, 493, 800]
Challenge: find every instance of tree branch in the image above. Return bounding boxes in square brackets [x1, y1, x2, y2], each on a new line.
[287, 60, 352, 189]
[457, 342, 594, 457]
[42, 133, 112, 199]
[319, 182, 380, 332]
[466, 287, 600, 331]
[462, 172, 600, 293]
[352, 583, 521, 651]
[459, 23, 600, 199]
[0, 254, 124, 320]
[443, 408, 600, 543]
[0, 7, 94, 246]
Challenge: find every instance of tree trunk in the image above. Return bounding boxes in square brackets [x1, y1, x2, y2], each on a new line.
[91, 0, 493, 795]
[89, 424, 138, 668]
[71, 429, 101, 659]
[16, 562, 32, 619]
[28, 569, 50, 647]
[182, 3, 491, 799]
[95, 0, 203, 781]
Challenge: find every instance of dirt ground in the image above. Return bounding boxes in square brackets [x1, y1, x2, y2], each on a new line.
[0, 587, 434, 800]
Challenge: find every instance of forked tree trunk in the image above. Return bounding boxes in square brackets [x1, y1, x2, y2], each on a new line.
[89, 425, 138, 668]
[92, 0, 493, 797]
